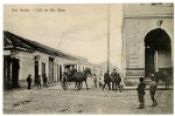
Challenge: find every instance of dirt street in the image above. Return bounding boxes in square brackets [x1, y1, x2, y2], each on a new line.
[4, 84, 173, 114]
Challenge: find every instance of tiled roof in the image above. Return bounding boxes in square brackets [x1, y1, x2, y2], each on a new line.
[4, 31, 77, 60]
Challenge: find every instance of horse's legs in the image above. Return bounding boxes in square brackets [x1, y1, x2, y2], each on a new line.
[112, 82, 114, 90]
[118, 83, 121, 92]
[85, 80, 89, 90]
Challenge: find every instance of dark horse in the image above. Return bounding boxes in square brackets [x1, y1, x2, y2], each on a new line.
[154, 70, 172, 89]
[61, 67, 91, 90]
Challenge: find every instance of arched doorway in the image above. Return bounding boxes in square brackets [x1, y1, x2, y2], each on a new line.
[144, 28, 172, 79]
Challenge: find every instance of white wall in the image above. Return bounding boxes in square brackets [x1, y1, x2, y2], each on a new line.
[18, 51, 34, 81]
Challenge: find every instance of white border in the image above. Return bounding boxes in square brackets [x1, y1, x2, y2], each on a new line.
[0, 0, 174, 116]
[0, 0, 174, 4]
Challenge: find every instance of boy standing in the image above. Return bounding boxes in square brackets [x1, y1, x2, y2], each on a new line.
[137, 77, 146, 109]
[27, 74, 32, 90]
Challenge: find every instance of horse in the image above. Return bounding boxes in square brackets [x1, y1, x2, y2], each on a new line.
[74, 68, 91, 90]
[154, 71, 172, 89]
[61, 67, 91, 90]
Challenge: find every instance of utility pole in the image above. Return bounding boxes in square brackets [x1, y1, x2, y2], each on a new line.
[107, 4, 110, 73]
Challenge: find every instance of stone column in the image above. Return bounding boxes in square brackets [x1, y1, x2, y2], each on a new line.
[154, 50, 159, 72]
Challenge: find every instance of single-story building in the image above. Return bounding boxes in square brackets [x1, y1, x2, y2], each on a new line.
[4, 31, 77, 89]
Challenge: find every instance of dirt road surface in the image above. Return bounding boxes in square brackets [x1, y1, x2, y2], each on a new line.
[4, 84, 173, 114]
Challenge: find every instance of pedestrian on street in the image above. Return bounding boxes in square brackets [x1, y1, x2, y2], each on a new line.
[116, 73, 122, 92]
[149, 73, 158, 107]
[103, 70, 111, 90]
[137, 77, 146, 109]
[26, 74, 32, 90]
[111, 69, 118, 90]
[43, 74, 48, 88]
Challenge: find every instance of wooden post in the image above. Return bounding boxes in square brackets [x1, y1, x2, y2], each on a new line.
[107, 4, 110, 73]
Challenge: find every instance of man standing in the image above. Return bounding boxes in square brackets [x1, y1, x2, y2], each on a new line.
[149, 73, 158, 106]
[137, 77, 146, 109]
[103, 70, 111, 90]
[111, 69, 118, 90]
[27, 74, 32, 90]
[117, 73, 122, 92]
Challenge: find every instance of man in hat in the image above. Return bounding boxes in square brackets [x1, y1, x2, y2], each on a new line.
[103, 70, 111, 90]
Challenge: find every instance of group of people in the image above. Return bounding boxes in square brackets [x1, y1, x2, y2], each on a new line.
[26, 74, 49, 90]
[26, 69, 158, 109]
[103, 69, 121, 91]
[137, 73, 158, 109]
[102, 69, 158, 109]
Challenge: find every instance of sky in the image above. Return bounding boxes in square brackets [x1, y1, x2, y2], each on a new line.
[4, 4, 123, 68]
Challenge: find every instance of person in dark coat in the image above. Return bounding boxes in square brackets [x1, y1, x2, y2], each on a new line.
[137, 77, 146, 109]
[116, 73, 122, 92]
[103, 70, 111, 90]
[111, 69, 118, 90]
[27, 74, 32, 90]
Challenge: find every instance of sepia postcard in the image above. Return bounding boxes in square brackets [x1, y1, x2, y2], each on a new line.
[3, 3, 174, 114]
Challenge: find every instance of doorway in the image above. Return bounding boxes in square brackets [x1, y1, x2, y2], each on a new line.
[12, 58, 20, 88]
[49, 57, 54, 82]
[34, 60, 39, 85]
[59, 65, 62, 81]
[42, 62, 46, 77]
[144, 28, 172, 78]
[4, 56, 20, 89]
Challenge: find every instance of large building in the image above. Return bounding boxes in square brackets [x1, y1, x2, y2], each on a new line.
[122, 3, 173, 86]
